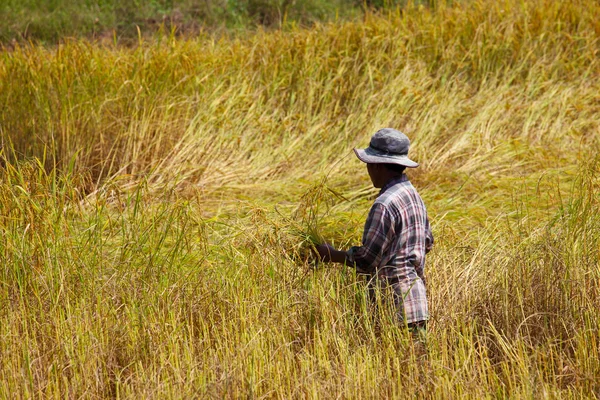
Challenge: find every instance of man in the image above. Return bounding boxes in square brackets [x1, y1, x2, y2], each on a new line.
[315, 128, 433, 336]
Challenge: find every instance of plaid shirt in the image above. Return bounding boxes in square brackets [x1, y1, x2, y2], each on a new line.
[347, 175, 433, 324]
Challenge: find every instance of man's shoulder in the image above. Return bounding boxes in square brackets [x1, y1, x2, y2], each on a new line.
[375, 180, 415, 206]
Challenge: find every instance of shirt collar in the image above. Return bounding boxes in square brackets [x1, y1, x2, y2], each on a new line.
[379, 174, 408, 195]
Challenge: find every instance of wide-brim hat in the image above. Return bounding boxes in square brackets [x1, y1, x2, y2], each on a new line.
[353, 128, 419, 168]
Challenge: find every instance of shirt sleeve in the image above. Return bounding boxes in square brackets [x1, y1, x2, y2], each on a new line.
[425, 215, 434, 254]
[346, 203, 394, 274]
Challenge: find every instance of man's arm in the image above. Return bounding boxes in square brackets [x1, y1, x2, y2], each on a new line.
[347, 203, 394, 274]
[425, 216, 434, 254]
[314, 203, 393, 273]
[315, 243, 348, 264]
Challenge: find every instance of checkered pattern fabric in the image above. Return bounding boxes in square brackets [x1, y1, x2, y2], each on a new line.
[346, 174, 433, 324]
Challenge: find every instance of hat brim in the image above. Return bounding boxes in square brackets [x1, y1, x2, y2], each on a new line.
[354, 148, 419, 168]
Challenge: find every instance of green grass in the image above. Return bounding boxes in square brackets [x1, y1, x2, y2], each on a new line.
[1, 0, 600, 397]
[0, 0, 364, 44]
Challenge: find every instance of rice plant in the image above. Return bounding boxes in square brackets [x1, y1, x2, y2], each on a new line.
[1, 0, 599, 397]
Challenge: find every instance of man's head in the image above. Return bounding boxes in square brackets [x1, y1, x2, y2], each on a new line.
[354, 128, 418, 187]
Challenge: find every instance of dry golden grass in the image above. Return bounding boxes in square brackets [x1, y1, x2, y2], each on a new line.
[1, 0, 599, 397]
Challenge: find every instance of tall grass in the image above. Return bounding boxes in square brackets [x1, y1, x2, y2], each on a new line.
[1, 0, 599, 397]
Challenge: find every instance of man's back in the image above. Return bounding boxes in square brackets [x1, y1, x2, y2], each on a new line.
[373, 174, 433, 284]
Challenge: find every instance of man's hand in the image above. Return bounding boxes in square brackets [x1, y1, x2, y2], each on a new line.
[314, 243, 348, 264]
[315, 243, 336, 262]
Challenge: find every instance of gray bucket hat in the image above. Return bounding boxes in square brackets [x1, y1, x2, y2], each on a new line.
[354, 128, 419, 168]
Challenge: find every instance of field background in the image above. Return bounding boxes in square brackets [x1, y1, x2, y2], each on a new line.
[1, 0, 600, 398]
[0, 0, 369, 45]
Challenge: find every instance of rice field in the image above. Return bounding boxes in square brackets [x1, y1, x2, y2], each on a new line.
[1, 0, 599, 397]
